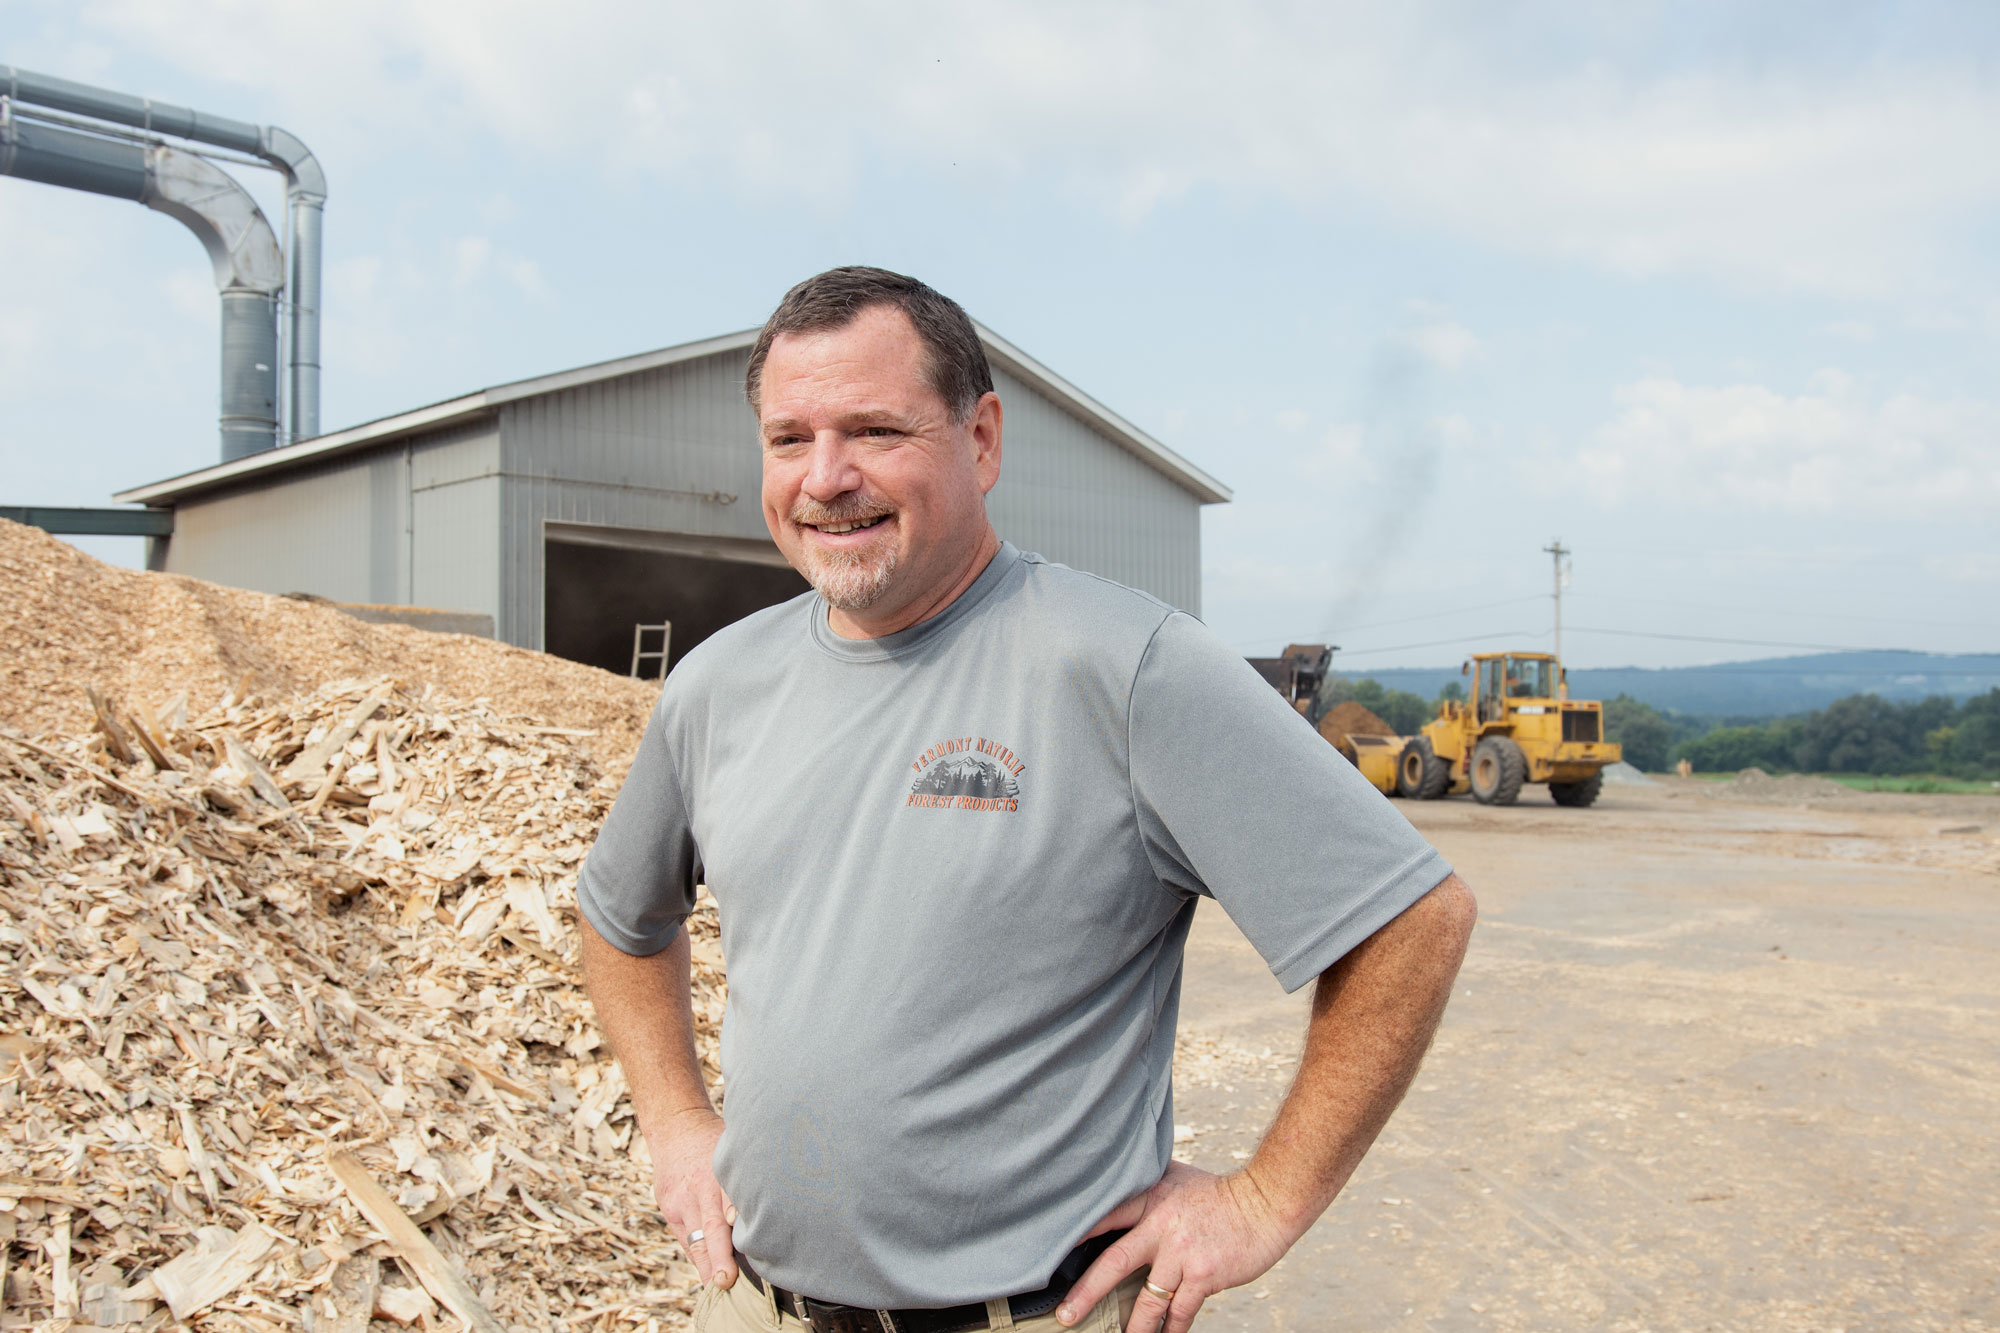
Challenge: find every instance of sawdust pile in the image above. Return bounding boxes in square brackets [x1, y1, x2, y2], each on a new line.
[2, 677, 724, 1332]
[1317, 702, 1397, 741]
[0, 520, 657, 769]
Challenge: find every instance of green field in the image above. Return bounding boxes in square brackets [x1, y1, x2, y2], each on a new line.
[1679, 772, 1999, 794]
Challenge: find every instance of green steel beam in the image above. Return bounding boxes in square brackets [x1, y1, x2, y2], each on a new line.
[0, 506, 174, 537]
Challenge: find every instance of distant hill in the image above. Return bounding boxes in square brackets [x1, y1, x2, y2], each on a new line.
[1347, 651, 2000, 719]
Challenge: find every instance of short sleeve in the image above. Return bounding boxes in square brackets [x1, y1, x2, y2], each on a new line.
[576, 699, 701, 956]
[1129, 614, 1453, 991]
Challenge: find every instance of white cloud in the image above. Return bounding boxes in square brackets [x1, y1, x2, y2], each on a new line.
[1400, 303, 1480, 372]
[450, 235, 547, 299]
[1578, 371, 2000, 517]
[29, 0, 2000, 309]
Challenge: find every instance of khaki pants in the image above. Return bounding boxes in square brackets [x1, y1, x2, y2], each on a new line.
[693, 1271, 1145, 1332]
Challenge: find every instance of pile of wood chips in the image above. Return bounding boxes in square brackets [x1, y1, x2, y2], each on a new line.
[2, 676, 725, 1333]
[1315, 702, 1398, 744]
[0, 519, 659, 771]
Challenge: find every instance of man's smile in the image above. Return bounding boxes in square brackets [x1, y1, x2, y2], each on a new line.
[809, 514, 889, 536]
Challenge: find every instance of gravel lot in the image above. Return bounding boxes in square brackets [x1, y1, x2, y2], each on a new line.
[1171, 781, 2000, 1331]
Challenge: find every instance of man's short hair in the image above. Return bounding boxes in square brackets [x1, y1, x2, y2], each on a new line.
[745, 266, 994, 423]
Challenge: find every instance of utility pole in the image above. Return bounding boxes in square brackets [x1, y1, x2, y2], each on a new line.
[1544, 539, 1570, 664]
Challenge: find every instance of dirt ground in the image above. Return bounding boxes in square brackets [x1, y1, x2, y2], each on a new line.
[1170, 780, 2000, 1332]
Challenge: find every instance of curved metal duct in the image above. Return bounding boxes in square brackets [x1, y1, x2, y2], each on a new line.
[1, 108, 286, 459]
[0, 66, 325, 448]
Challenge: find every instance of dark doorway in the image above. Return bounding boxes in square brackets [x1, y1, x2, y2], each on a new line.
[544, 539, 810, 678]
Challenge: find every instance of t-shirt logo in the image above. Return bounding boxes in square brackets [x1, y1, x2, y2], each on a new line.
[906, 737, 1025, 812]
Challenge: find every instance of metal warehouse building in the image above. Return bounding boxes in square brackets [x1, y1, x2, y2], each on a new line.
[115, 325, 1229, 676]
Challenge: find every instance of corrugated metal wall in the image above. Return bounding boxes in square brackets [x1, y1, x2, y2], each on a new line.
[163, 421, 499, 611]
[408, 424, 505, 623]
[985, 365, 1202, 613]
[494, 347, 1202, 648]
[495, 351, 766, 648]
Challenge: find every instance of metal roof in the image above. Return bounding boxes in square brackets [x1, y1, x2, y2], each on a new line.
[115, 324, 1230, 507]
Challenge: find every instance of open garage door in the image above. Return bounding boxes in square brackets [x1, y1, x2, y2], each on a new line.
[544, 525, 809, 678]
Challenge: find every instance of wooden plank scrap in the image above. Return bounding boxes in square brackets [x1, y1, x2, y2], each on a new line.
[125, 697, 181, 772]
[46, 1206, 76, 1319]
[326, 1151, 506, 1333]
[222, 731, 291, 809]
[7, 733, 151, 801]
[151, 1222, 279, 1320]
[85, 687, 138, 765]
[0, 1180, 90, 1207]
[178, 1102, 222, 1207]
[282, 685, 394, 783]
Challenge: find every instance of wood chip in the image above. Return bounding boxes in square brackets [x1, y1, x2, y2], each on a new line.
[327, 1152, 504, 1333]
[324, 1255, 383, 1333]
[374, 1281, 436, 1325]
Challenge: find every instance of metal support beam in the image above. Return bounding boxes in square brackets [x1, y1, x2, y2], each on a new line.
[0, 506, 174, 537]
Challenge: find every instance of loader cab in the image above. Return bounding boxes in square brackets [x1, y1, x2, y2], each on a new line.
[1472, 652, 1557, 723]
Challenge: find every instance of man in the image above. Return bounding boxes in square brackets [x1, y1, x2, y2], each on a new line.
[579, 267, 1477, 1333]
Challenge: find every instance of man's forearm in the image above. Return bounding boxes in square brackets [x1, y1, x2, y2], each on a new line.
[579, 921, 716, 1146]
[1242, 872, 1477, 1235]
[581, 919, 741, 1287]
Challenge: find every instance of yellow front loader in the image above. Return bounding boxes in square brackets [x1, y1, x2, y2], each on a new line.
[1397, 652, 1619, 806]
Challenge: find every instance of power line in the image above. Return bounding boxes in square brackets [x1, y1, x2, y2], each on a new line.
[1328, 630, 1546, 659]
[1319, 625, 1998, 665]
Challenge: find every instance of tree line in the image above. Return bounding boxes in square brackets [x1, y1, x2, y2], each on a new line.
[1637, 688, 2000, 778]
[1318, 675, 2000, 778]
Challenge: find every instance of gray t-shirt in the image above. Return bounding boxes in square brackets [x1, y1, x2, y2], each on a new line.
[578, 543, 1450, 1308]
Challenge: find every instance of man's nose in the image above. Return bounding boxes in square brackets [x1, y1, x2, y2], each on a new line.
[801, 433, 862, 500]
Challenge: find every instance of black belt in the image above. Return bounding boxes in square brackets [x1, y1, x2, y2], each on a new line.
[736, 1231, 1121, 1333]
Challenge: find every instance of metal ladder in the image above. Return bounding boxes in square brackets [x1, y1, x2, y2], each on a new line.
[630, 621, 673, 681]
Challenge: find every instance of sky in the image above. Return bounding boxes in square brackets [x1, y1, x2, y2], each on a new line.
[4, 0, 1997, 670]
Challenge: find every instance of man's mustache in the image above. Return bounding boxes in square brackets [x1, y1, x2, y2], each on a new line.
[790, 496, 894, 527]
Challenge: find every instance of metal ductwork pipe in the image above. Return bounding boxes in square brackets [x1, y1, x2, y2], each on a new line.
[0, 66, 325, 448]
[1, 109, 286, 458]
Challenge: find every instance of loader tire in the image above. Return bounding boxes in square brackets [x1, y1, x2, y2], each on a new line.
[1397, 737, 1450, 800]
[1550, 771, 1604, 807]
[1470, 736, 1527, 805]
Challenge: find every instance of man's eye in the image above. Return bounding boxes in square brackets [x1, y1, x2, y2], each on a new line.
[861, 426, 898, 438]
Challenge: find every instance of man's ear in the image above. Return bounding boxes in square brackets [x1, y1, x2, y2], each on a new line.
[971, 392, 1004, 494]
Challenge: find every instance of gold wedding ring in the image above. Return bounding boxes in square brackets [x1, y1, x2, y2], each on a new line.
[1143, 1279, 1176, 1301]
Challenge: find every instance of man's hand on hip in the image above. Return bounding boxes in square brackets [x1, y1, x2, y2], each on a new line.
[1056, 1161, 1292, 1332]
[1058, 874, 1477, 1331]
[649, 1107, 737, 1289]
